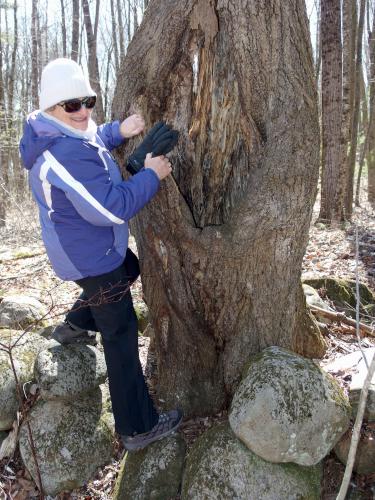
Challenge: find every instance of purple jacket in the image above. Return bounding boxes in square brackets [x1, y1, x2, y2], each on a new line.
[19, 112, 159, 280]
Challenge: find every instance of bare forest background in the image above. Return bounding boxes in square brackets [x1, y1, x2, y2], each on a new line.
[0, 0, 375, 226]
[0, 0, 148, 226]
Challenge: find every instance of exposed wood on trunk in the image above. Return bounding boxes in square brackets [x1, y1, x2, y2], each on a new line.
[112, 0, 322, 415]
[319, 0, 345, 222]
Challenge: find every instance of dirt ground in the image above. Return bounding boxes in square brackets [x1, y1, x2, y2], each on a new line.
[0, 193, 375, 499]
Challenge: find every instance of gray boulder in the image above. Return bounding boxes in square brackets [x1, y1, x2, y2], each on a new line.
[0, 295, 48, 329]
[181, 422, 322, 499]
[334, 427, 375, 475]
[303, 284, 332, 312]
[229, 346, 351, 466]
[19, 387, 113, 496]
[35, 343, 107, 400]
[113, 434, 185, 500]
[324, 348, 375, 421]
[0, 329, 49, 430]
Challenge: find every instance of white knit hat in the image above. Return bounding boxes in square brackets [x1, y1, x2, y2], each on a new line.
[39, 58, 96, 111]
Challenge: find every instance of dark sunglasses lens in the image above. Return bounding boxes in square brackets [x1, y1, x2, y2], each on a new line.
[63, 100, 82, 113]
[62, 96, 96, 113]
[84, 96, 96, 109]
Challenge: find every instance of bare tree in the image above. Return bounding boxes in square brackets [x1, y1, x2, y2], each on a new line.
[319, 0, 345, 222]
[82, 0, 105, 123]
[60, 0, 67, 57]
[112, 0, 324, 415]
[71, 0, 79, 61]
[110, 0, 119, 74]
[367, 3, 375, 205]
[345, 0, 366, 217]
[31, 0, 39, 109]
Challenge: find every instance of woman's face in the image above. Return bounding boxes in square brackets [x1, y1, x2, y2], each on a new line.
[47, 101, 92, 131]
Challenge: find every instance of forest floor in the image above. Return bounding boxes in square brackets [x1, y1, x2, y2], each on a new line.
[0, 191, 375, 499]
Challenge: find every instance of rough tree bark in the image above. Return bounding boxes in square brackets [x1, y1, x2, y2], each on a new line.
[112, 0, 323, 415]
[345, 0, 366, 217]
[319, 0, 345, 222]
[342, 0, 357, 199]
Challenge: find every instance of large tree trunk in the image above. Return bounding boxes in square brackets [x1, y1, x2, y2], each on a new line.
[318, 0, 345, 222]
[112, 0, 322, 416]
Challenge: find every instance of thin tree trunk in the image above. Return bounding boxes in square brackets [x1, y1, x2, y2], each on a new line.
[345, 0, 366, 217]
[60, 0, 67, 57]
[110, 0, 120, 74]
[367, 4, 375, 205]
[31, 0, 39, 109]
[117, 0, 126, 58]
[82, 0, 105, 123]
[0, 7, 5, 227]
[112, 0, 323, 415]
[355, 67, 369, 205]
[71, 0, 80, 61]
[319, 0, 345, 222]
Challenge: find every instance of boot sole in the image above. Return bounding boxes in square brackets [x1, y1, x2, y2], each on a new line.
[123, 415, 183, 452]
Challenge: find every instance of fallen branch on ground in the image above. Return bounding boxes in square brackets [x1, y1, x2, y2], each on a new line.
[309, 305, 375, 338]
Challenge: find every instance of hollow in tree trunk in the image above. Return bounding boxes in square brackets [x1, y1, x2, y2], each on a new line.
[112, 0, 324, 416]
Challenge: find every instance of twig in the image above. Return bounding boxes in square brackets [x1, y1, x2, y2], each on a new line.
[355, 228, 369, 369]
[7, 350, 44, 499]
[310, 305, 375, 337]
[336, 352, 375, 500]
[336, 226, 375, 500]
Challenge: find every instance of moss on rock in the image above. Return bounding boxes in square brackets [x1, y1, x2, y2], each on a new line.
[230, 346, 351, 466]
[134, 302, 149, 333]
[113, 434, 185, 500]
[19, 390, 113, 496]
[182, 422, 322, 499]
[303, 277, 374, 316]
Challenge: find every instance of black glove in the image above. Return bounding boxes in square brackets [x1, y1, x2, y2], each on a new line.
[126, 121, 179, 175]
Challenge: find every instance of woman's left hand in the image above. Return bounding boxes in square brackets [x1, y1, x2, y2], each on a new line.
[120, 114, 145, 138]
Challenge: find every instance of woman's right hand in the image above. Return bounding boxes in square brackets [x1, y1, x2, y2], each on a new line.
[144, 153, 172, 180]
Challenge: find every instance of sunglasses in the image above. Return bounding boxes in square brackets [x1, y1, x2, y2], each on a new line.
[58, 95, 97, 113]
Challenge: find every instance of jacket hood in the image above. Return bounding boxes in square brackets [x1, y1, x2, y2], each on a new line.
[19, 111, 64, 170]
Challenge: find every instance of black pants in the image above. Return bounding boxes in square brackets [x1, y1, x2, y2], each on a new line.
[66, 258, 158, 436]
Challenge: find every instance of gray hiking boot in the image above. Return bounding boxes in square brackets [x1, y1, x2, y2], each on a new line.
[52, 321, 97, 345]
[122, 409, 183, 452]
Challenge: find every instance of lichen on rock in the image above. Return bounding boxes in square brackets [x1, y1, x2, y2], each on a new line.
[19, 390, 114, 496]
[181, 422, 322, 499]
[113, 434, 185, 500]
[229, 346, 351, 466]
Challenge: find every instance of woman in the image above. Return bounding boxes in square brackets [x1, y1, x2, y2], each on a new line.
[19, 58, 182, 451]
